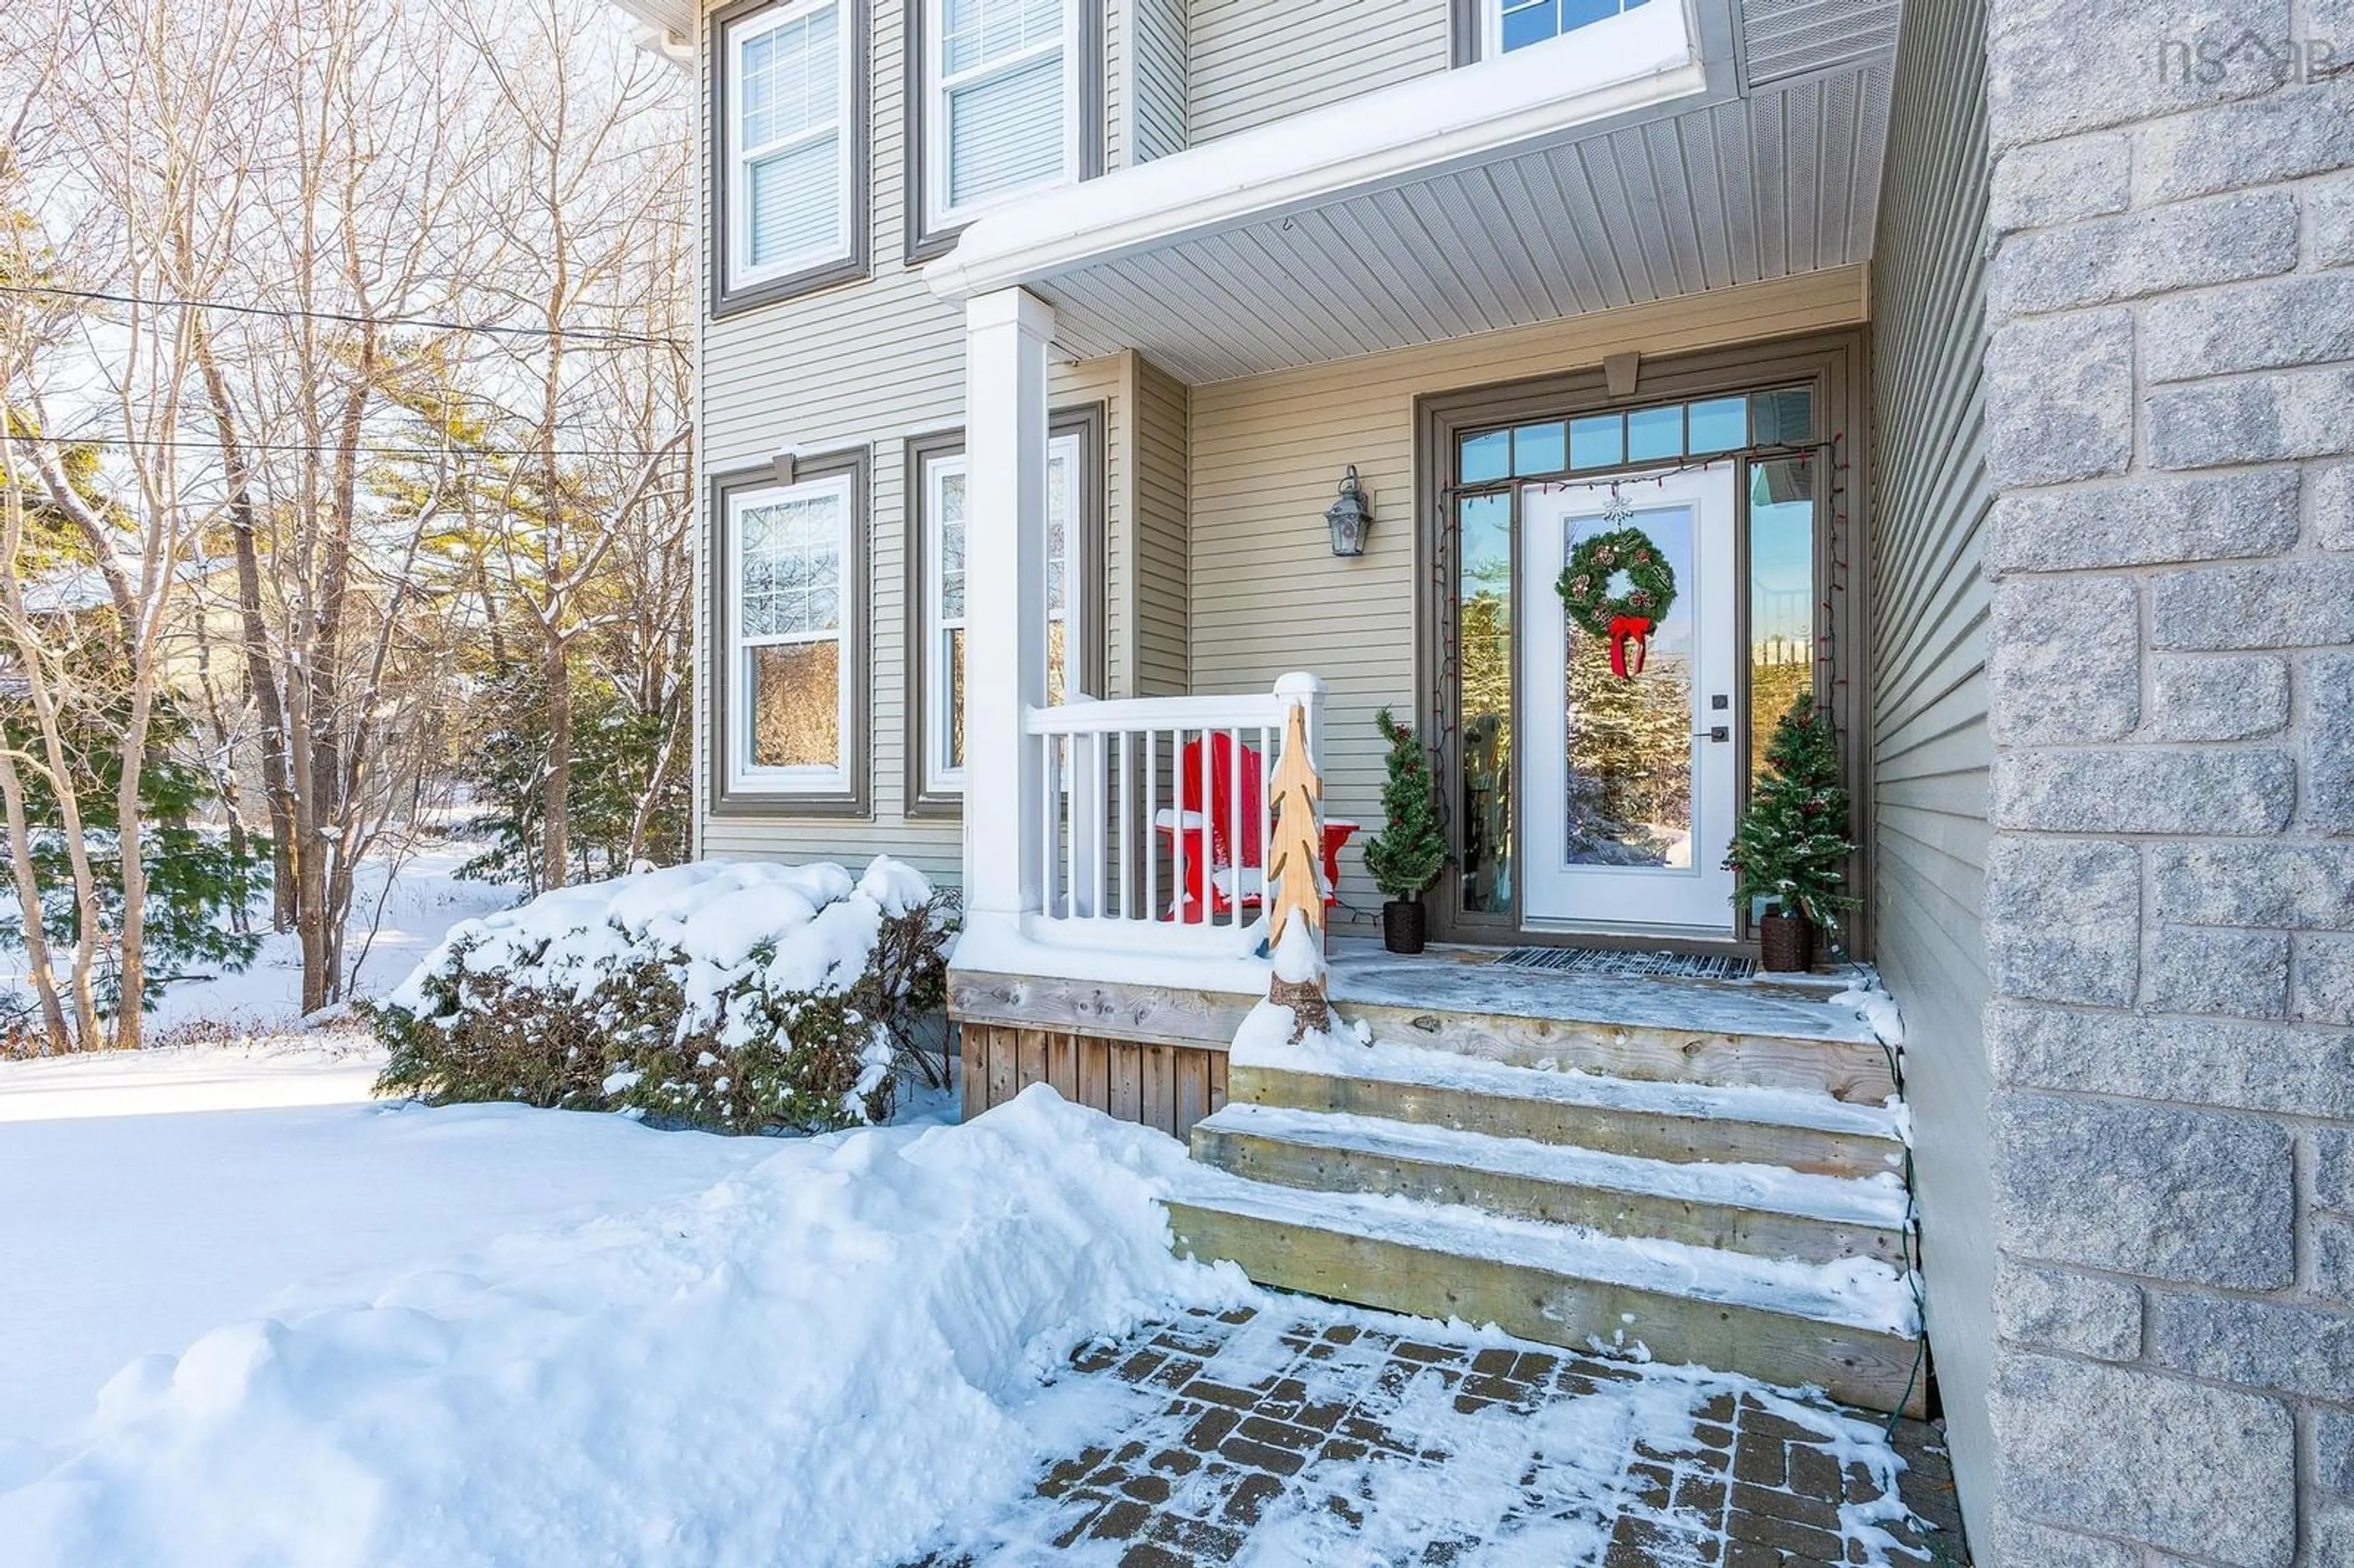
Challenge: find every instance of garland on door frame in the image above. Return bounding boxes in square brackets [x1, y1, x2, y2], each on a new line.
[1553, 487, 1677, 679]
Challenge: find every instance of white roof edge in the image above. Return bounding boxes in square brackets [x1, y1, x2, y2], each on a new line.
[925, 0, 1712, 303]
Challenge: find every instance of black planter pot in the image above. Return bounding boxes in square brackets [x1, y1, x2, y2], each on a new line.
[1758, 910, 1813, 973]
[1382, 899, 1427, 955]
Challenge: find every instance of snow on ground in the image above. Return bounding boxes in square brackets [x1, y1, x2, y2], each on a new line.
[0, 1038, 781, 1461]
[0, 1086, 1247, 1568]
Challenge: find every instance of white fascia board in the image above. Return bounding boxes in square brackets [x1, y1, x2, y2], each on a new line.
[925, 0, 1712, 303]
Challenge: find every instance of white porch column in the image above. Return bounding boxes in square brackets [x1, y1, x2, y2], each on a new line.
[961, 286, 1055, 924]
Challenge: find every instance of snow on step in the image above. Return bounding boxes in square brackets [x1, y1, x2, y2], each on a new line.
[1235, 1022, 1909, 1143]
[1169, 1163, 1921, 1338]
[1195, 1102, 1911, 1231]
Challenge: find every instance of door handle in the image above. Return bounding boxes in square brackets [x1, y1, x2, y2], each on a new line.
[1691, 726, 1730, 743]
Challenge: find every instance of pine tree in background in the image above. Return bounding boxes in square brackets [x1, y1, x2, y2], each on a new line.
[1722, 691, 1856, 931]
[1365, 709, 1447, 901]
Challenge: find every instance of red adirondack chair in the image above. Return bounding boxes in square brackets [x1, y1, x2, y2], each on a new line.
[1152, 731, 1358, 922]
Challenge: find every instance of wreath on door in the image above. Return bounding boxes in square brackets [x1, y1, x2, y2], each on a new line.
[1555, 526, 1677, 679]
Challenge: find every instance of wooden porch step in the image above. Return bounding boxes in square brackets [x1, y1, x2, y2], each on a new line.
[1164, 1173, 1927, 1417]
[1327, 956, 1900, 1105]
[1227, 1041, 1907, 1180]
[1190, 1102, 1910, 1267]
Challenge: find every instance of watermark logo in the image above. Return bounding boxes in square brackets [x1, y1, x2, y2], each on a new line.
[2158, 31, 2344, 87]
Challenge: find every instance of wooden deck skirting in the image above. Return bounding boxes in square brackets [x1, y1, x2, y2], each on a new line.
[951, 970, 1250, 1137]
[959, 1022, 1230, 1137]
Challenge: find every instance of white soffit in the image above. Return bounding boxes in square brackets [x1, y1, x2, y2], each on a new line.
[928, 0, 1900, 385]
[611, 0, 693, 45]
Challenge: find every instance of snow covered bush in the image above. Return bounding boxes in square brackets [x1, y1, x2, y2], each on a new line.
[368, 858, 956, 1134]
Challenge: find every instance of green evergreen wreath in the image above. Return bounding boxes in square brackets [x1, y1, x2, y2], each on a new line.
[1554, 527, 1678, 637]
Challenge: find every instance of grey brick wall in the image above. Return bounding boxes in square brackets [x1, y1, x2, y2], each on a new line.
[1980, 8, 2354, 1564]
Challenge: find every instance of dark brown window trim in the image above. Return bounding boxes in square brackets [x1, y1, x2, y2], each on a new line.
[707, 446, 874, 820]
[902, 0, 1105, 267]
[901, 402, 1106, 820]
[710, 0, 872, 320]
[1449, 0, 1481, 65]
[1411, 328, 1869, 954]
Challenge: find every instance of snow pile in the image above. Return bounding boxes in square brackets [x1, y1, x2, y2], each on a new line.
[0, 1088, 1251, 1568]
[1832, 982, 1907, 1049]
[387, 855, 931, 1033]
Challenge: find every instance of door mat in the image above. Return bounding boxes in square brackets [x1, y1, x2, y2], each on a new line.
[1490, 946, 1757, 981]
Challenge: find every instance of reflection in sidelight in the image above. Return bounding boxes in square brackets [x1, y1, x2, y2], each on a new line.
[1458, 492, 1514, 912]
[1748, 457, 1816, 783]
[1561, 504, 1694, 869]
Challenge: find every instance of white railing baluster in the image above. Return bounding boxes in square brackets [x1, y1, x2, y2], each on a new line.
[1233, 720, 1252, 927]
[1118, 730, 1132, 922]
[1259, 723, 1274, 915]
[1171, 728, 1187, 924]
[1145, 728, 1160, 923]
[1198, 726, 1214, 927]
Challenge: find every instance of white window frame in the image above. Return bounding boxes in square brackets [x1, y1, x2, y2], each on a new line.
[1482, 0, 1645, 58]
[921, 431, 1083, 797]
[726, 473, 856, 796]
[922, 0, 1084, 232]
[724, 0, 856, 294]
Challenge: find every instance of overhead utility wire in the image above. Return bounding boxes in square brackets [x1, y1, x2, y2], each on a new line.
[0, 282, 687, 349]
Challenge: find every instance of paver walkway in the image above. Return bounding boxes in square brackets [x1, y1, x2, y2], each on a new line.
[921, 1307, 1966, 1567]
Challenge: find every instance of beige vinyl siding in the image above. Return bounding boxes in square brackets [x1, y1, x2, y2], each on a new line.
[695, 0, 1134, 882]
[1187, 267, 1868, 925]
[1186, 0, 1450, 145]
[1864, 0, 1993, 1544]
[1130, 354, 1189, 695]
[1129, 0, 1186, 161]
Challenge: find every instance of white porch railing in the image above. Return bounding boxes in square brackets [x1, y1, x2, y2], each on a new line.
[1022, 673, 1325, 954]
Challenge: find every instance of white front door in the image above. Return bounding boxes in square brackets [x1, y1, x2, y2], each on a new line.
[1519, 463, 1739, 934]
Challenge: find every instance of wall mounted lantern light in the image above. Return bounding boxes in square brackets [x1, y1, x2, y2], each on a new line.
[1325, 465, 1374, 557]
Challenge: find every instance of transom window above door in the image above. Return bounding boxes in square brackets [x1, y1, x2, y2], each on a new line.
[1456, 385, 1816, 484]
[1488, 0, 1651, 55]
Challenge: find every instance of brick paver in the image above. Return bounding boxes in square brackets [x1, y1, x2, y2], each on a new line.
[918, 1307, 1967, 1567]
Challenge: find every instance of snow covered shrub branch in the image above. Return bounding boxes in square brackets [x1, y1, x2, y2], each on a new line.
[367, 858, 958, 1134]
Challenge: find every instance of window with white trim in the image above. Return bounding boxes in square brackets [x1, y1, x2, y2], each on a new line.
[723, 0, 855, 297]
[727, 474, 855, 794]
[919, 432, 1083, 796]
[1487, 0, 1650, 55]
[924, 0, 1080, 230]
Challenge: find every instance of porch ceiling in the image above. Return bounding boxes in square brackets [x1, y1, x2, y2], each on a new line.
[927, 0, 1899, 386]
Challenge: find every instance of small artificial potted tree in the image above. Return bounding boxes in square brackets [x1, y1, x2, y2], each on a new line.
[1364, 708, 1447, 954]
[1723, 691, 1856, 973]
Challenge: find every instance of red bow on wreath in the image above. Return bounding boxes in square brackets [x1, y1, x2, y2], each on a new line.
[1608, 615, 1654, 679]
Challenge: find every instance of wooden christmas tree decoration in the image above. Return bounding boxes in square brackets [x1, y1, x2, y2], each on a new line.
[1263, 700, 1331, 1038]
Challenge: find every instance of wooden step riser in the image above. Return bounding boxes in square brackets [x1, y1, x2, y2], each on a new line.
[1344, 999, 1900, 1106]
[1189, 1125, 1907, 1268]
[1230, 1067, 1905, 1181]
[1165, 1199, 1927, 1420]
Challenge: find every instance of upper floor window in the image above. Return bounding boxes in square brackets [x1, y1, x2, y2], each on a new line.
[919, 0, 1083, 238]
[1487, 0, 1650, 55]
[715, 0, 868, 314]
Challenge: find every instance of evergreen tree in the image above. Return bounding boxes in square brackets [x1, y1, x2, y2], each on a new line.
[1722, 691, 1855, 930]
[1364, 709, 1447, 901]
[0, 688, 270, 1016]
